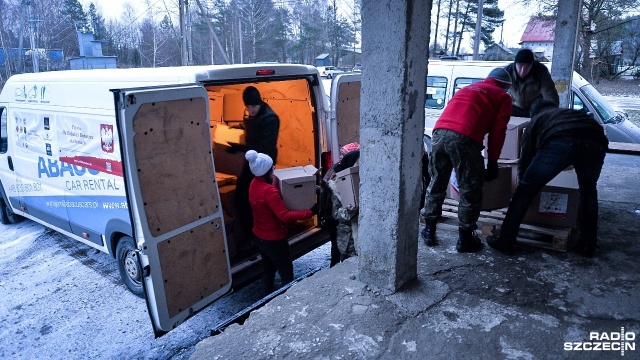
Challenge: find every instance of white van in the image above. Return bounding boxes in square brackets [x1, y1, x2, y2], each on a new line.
[0, 64, 343, 336]
[423, 60, 640, 144]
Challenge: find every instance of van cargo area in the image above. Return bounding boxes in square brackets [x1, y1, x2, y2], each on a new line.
[204, 79, 320, 263]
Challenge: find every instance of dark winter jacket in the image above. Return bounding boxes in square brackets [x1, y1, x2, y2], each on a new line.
[248, 176, 313, 240]
[518, 107, 609, 180]
[237, 102, 280, 162]
[433, 78, 512, 161]
[504, 61, 559, 112]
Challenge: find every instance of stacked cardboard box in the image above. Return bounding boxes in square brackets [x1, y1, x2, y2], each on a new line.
[273, 165, 318, 211]
[522, 168, 579, 228]
[446, 166, 512, 211]
[335, 165, 359, 208]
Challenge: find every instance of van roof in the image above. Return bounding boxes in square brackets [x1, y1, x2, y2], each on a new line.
[3, 64, 320, 84]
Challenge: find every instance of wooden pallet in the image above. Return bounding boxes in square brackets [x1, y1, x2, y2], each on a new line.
[438, 198, 572, 252]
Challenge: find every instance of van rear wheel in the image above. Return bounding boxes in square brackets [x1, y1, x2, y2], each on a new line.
[116, 236, 144, 297]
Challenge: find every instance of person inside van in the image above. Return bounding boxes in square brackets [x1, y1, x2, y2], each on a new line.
[421, 67, 512, 253]
[487, 100, 608, 258]
[504, 49, 559, 117]
[245, 150, 317, 294]
[230, 86, 281, 253]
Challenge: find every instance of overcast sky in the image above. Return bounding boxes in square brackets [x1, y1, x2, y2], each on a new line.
[84, 0, 539, 49]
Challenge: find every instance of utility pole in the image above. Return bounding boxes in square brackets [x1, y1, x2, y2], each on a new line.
[239, 19, 243, 64]
[473, 0, 483, 60]
[28, 1, 39, 72]
[17, 0, 28, 73]
[179, 0, 188, 66]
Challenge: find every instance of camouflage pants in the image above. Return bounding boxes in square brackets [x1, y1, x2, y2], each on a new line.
[420, 129, 485, 231]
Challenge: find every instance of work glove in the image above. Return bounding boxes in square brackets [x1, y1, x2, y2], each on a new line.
[310, 203, 319, 215]
[485, 161, 499, 182]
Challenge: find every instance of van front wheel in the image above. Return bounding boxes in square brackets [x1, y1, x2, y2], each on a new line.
[0, 197, 22, 225]
[116, 236, 144, 297]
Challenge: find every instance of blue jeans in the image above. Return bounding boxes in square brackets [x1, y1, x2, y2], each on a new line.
[500, 137, 606, 248]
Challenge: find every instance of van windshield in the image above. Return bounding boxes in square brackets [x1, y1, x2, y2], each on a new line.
[579, 84, 620, 124]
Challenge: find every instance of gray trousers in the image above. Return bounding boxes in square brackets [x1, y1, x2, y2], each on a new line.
[421, 129, 485, 231]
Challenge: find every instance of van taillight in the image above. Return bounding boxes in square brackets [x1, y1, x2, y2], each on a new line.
[256, 69, 275, 76]
[321, 151, 332, 177]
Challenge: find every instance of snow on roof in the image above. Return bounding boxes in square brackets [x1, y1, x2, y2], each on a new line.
[520, 17, 555, 43]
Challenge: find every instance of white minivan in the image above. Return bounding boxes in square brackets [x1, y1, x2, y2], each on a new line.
[0, 64, 351, 337]
[423, 60, 640, 144]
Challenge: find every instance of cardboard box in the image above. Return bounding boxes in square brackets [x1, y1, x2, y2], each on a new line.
[216, 172, 237, 187]
[484, 117, 529, 160]
[335, 165, 360, 208]
[212, 123, 245, 145]
[522, 168, 579, 228]
[446, 166, 512, 210]
[497, 159, 519, 194]
[213, 142, 245, 177]
[273, 165, 318, 211]
[523, 185, 579, 228]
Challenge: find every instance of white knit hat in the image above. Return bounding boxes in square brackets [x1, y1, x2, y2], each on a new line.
[245, 150, 273, 176]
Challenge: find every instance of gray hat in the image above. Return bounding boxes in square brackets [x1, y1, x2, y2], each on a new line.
[487, 67, 512, 87]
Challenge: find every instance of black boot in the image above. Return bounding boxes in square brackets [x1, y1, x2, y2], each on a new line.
[486, 235, 516, 255]
[421, 222, 438, 246]
[457, 228, 483, 253]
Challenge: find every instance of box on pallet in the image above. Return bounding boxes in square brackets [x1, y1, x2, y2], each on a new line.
[523, 168, 579, 228]
[273, 165, 318, 211]
[335, 165, 359, 208]
[484, 117, 529, 160]
[446, 166, 512, 210]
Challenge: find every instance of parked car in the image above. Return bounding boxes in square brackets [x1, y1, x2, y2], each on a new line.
[317, 66, 344, 79]
[352, 63, 362, 72]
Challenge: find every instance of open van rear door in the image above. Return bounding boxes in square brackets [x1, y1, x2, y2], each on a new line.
[115, 85, 232, 337]
[329, 73, 361, 161]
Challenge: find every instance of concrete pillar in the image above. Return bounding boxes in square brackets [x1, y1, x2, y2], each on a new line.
[551, 0, 583, 108]
[358, 0, 431, 292]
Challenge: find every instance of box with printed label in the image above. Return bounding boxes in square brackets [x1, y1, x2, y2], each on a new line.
[446, 166, 512, 210]
[484, 117, 529, 160]
[335, 165, 359, 208]
[273, 165, 318, 211]
[523, 185, 579, 228]
[522, 168, 578, 228]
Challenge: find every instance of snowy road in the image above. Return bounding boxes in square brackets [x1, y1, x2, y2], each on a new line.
[603, 95, 640, 110]
[0, 220, 330, 359]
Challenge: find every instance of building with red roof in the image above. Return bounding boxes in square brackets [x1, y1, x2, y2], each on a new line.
[520, 17, 555, 61]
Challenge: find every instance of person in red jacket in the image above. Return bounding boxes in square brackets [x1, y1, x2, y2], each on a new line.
[245, 150, 318, 294]
[420, 67, 513, 253]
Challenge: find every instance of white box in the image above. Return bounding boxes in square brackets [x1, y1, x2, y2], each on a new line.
[335, 165, 359, 208]
[273, 165, 318, 211]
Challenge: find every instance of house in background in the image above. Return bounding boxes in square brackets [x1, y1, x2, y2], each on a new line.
[483, 42, 513, 61]
[519, 17, 555, 61]
[69, 30, 116, 70]
[315, 53, 331, 67]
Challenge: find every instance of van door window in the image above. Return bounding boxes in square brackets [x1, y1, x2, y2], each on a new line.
[0, 107, 7, 153]
[426, 76, 447, 109]
[453, 78, 482, 95]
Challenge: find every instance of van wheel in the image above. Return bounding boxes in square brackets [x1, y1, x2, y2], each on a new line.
[116, 236, 144, 297]
[0, 198, 22, 225]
